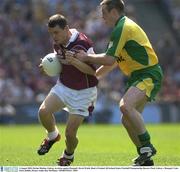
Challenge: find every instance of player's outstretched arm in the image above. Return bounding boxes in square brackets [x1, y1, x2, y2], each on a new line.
[75, 50, 116, 66]
[65, 51, 95, 75]
[96, 62, 118, 79]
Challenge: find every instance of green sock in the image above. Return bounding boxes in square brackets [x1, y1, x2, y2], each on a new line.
[138, 131, 151, 147]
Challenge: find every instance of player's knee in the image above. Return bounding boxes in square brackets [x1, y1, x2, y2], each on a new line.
[38, 107, 50, 118]
[120, 103, 129, 115]
[119, 101, 132, 116]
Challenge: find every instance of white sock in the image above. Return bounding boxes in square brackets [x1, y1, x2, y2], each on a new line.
[46, 127, 59, 140]
[62, 150, 74, 159]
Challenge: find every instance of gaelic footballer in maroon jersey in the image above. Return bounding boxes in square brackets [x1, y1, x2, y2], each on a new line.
[54, 29, 98, 90]
[37, 14, 98, 166]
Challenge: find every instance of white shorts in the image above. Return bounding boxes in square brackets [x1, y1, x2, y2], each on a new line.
[50, 82, 97, 117]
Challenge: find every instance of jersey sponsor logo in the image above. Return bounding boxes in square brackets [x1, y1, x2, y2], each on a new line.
[116, 56, 125, 63]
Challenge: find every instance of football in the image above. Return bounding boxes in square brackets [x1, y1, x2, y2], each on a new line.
[42, 53, 62, 77]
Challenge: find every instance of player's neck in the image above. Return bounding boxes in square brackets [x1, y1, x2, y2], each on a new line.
[114, 14, 124, 26]
[62, 30, 72, 47]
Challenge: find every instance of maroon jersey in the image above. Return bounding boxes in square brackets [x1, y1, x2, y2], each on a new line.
[54, 30, 98, 90]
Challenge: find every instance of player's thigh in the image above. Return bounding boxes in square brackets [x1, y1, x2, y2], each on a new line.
[120, 86, 148, 108]
[40, 93, 65, 114]
[66, 114, 84, 136]
[136, 99, 147, 113]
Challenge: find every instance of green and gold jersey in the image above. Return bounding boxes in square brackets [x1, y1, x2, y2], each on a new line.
[106, 16, 158, 76]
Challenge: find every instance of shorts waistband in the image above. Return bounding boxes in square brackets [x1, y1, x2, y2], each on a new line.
[131, 64, 161, 77]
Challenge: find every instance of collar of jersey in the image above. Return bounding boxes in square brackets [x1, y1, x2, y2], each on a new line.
[65, 28, 79, 47]
[115, 15, 125, 26]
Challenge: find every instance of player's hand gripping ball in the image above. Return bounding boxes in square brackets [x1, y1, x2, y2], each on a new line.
[42, 53, 62, 77]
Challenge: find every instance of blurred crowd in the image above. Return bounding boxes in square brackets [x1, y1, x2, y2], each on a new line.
[0, 0, 180, 113]
[156, 0, 180, 102]
[161, 0, 180, 41]
[171, 0, 180, 40]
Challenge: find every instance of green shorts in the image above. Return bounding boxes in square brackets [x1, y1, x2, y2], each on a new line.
[126, 64, 163, 101]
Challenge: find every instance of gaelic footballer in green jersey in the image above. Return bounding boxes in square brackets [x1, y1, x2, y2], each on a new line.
[106, 16, 163, 101]
[67, 0, 163, 166]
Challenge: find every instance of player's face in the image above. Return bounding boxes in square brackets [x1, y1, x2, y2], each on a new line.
[101, 5, 115, 27]
[48, 25, 68, 45]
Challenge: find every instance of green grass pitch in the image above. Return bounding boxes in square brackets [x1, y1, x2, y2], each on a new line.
[0, 124, 180, 166]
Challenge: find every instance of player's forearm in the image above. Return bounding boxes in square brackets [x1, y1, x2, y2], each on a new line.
[86, 54, 115, 66]
[96, 62, 117, 79]
[71, 58, 95, 75]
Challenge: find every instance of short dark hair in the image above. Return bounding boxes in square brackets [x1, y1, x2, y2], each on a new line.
[48, 14, 67, 29]
[100, 0, 125, 14]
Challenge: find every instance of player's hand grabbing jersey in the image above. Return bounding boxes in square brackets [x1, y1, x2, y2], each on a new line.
[54, 29, 98, 90]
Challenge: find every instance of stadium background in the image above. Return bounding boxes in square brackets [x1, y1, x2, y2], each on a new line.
[0, 0, 180, 124]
